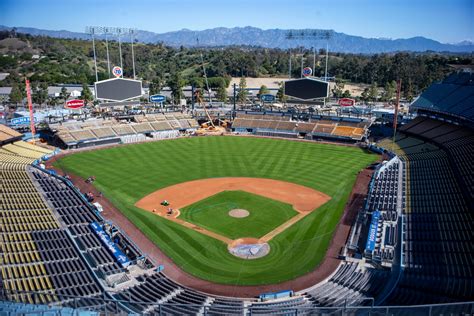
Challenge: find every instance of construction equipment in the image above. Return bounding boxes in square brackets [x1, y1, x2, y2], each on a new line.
[195, 39, 227, 135]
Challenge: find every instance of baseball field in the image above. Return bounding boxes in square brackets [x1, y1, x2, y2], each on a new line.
[55, 136, 377, 285]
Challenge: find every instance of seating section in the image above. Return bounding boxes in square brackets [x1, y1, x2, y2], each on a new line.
[112, 125, 136, 136]
[57, 131, 76, 144]
[305, 262, 388, 307]
[207, 298, 245, 315]
[131, 122, 154, 133]
[54, 113, 198, 145]
[233, 113, 369, 140]
[30, 169, 125, 277]
[400, 116, 474, 200]
[0, 301, 99, 316]
[114, 272, 188, 314]
[2, 141, 52, 159]
[0, 147, 108, 309]
[378, 128, 474, 304]
[0, 148, 38, 164]
[69, 130, 96, 141]
[410, 71, 474, 120]
[1, 165, 57, 305]
[0, 124, 23, 144]
[364, 158, 401, 265]
[91, 127, 117, 139]
[150, 121, 173, 131]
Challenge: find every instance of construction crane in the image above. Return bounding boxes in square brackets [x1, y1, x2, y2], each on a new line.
[196, 38, 229, 132]
[196, 38, 216, 129]
[286, 30, 333, 80]
[194, 38, 228, 135]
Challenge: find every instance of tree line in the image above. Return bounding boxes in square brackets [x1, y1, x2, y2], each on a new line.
[0, 30, 472, 105]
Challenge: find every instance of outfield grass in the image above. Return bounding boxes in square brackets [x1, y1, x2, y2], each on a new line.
[178, 190, 298, 239]
[55, 136, 378, 285]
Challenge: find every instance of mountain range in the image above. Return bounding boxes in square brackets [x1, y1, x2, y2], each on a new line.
[1, 25, 473, 54]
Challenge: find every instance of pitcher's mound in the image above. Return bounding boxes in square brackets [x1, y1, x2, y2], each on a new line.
[229, 209, 249, 218]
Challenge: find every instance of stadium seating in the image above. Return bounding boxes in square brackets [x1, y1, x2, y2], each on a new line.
[233, 112, 369, 140]
[91, 127, 117, 139]
[0, 301, 99, 316]
[0, 124, 23, 144]
[305, 262, 388, 307]
[400, 116, 474, 200]
[410, 72, 474, 120]
[30, 169, 127, 278]
[377, 128, 474, 304]
[53, 112, 199, 147]
[362, 158, 401, 266]
[0, 144, 116, 310]
[1, 84, 472, 314]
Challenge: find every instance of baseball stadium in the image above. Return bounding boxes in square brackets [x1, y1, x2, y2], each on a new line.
[0, 11, 473, 313]
[1, 69, 473, 315]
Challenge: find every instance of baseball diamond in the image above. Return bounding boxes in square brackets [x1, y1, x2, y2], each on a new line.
[55, 136, 377, 285]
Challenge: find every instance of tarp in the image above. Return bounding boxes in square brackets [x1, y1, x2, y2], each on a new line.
[365, 211, 380, 252]
[90, 222, 130, 267]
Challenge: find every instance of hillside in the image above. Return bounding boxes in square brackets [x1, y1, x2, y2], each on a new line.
[0, 30, 472, 103]
[1, 25, 473, 54]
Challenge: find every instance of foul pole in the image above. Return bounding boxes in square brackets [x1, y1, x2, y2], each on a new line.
[392, 79, 402, 152]
[25, 79, 36, 144]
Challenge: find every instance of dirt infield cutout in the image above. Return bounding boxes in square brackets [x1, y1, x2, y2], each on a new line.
[135, 177, 331, 258]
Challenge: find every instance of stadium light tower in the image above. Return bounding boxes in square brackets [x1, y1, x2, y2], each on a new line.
[85, 26, 138, 80]
[286, 30, 333, 80]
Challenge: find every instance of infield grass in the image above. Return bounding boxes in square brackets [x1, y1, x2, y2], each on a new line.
[55, 136, 378, 285]
[178, 190, 298, 239]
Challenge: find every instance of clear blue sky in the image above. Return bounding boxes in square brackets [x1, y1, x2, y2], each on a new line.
[1, 0, 472, 43]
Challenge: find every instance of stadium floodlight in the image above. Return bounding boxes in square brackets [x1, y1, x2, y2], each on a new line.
[85, 26, 138, 81]
[286, 29, 333, 81]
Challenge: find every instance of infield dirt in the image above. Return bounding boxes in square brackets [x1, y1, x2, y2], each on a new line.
[135, 177, 331, 245]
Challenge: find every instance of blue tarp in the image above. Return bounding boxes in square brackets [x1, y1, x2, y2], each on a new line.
[365, 211, 380, 252]
[90, 222, 130, 268]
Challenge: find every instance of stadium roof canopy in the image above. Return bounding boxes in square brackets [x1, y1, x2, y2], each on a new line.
[411, 71, 474, 123]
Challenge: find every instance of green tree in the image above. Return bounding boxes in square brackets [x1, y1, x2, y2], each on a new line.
[48, 96, 59, 106]
[276, 81, 287, 103]
[361, 88, 369, 102]
[342, 90, 351, 98]
[258, 84, 270, 97]
[368, 82, 378, 102]
[403, 79, 415, 102]
[80, 82, 93, 104]
[9, 82, 23, 104]
[215, 79, 228, 103]
[382, 80, 397, 102]
[332, 79, 345, 98]
[32, 82, 48, 105]
[168, 71, 184, 103]
[189, 77, 204, 89]
[60, 86, 69, 101]
[149, 76, 164, 96]
[237, 77, 248, 104]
